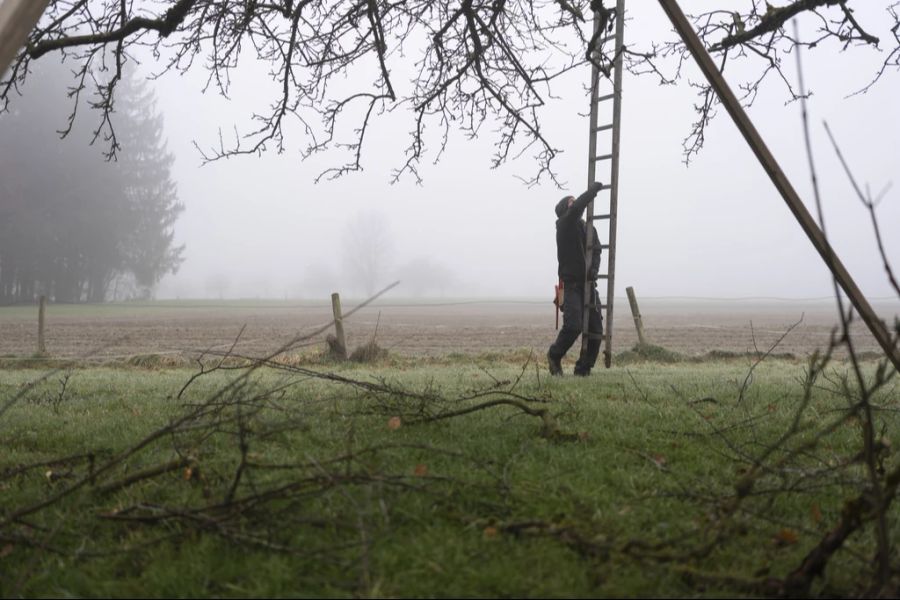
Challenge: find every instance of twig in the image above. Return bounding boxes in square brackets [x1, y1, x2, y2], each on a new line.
[96, 457, 191, 495]
[738, 314, 804, 404]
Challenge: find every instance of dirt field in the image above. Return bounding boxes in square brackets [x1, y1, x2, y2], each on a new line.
[0, 298, 896, 362]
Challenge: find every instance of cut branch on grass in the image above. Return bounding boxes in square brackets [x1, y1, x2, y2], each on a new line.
[778, 461, 900, 597]
[793, 27, 898, 589]
[652, 32, 900, 595]
[95, 457, 192, 496]
[2, 452, 97, 481]
[406, 397, 569, 440]
[2, 282, 531, 588]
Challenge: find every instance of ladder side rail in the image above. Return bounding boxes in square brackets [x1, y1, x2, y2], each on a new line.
[603, 0, 626, 368]
[581, 10, 603, 356]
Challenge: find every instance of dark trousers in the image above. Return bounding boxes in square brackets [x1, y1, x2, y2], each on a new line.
[548, 283, 603, 374]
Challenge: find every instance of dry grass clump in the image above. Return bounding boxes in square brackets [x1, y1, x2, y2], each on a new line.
[349, 340, 388, 363]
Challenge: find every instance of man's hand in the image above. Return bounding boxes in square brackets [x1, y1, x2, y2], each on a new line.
[570, 182, 605, 217]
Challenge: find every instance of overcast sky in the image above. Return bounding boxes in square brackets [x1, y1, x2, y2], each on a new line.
[28, 2, 900, 301]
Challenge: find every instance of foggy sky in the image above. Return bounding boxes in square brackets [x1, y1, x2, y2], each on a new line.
[15, 3, 900, 301]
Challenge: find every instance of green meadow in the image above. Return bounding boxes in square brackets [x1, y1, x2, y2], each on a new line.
[1, 351, 897, 597]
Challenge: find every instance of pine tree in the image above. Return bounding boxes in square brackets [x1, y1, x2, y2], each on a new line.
[0, 60, 184, 303]
[111, 75, 184, 299]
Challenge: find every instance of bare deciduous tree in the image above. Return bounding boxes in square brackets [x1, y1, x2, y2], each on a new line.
[2, 1, 897, 178]
[343, 211, 392, 297]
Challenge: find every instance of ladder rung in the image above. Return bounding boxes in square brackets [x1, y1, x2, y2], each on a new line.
[594, 154, 612, 161]
[587, 303, 606, 310]
[597, 93, 615, 102]
[590, 214, 611, 220]
[593, 274, 609, 280]
[599, 244, 610, 249]
[596, 123, 613, 132]
[586, 333, 605, 341]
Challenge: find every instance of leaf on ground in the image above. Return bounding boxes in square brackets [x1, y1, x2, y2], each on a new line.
[414, 463, 428, 476]
[810, 503, 823, 524]
[387, 416, 402, 430]
[183, 467, 193, 481]
[483, 526, 498, 539]
[0, 544, 13, 558]
[774, 528, 798, 546]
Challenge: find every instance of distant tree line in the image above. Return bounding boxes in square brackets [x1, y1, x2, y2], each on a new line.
[0, 59, 183, 304]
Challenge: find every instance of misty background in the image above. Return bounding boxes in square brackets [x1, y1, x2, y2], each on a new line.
[2, 3, 898, 302]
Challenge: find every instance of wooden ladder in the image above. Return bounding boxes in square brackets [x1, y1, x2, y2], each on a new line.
[582, 0, 625, 368]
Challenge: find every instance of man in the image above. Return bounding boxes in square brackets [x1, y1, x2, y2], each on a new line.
[548, 181, 604, 376]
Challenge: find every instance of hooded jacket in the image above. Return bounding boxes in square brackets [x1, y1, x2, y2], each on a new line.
[555, 183, 603, 283]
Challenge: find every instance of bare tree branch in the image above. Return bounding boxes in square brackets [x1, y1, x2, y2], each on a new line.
[2, 1, 898, 173]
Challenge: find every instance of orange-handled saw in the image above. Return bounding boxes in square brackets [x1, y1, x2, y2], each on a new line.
[553, 279, 564, 330]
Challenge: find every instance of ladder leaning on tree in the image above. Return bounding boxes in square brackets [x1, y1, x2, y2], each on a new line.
[582, 0, 626, 369]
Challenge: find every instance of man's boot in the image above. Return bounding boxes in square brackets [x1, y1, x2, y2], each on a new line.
[547, 351, 563, 376]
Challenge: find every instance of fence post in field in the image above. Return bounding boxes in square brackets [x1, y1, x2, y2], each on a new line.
[330, 292, 348, 359]
[37, 295, 47, 355]
[625, 286, 647, 347]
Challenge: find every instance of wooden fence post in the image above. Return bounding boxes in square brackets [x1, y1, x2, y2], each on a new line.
[37, 295, 47, 355]
[330, 292, 348, 359]
[625, 286, 647, 347]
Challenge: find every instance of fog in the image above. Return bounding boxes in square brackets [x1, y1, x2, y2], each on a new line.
[11, 4, 900, 302]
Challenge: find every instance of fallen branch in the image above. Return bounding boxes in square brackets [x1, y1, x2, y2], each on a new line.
[95, 457, 192, 496]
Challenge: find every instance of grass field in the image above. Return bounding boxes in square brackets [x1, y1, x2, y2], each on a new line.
[2, 348, 897, 597]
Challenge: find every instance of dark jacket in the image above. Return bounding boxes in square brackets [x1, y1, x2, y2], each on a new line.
[556, 183, 603, 283]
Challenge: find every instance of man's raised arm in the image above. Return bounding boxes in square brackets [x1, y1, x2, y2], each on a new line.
[567, 182, 604, 219]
